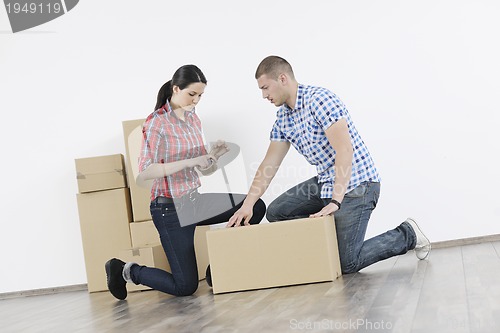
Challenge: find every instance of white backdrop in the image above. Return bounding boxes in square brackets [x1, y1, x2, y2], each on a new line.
[1, 0, 499, 293]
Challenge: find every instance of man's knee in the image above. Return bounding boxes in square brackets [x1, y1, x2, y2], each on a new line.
[266, 200, 282, 222]
[341, 263, 357, 275]
[266, 203, 292, 222]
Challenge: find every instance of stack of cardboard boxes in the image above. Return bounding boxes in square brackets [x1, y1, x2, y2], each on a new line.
[75, 154, 134, 293]
[75, 119, 209, 293]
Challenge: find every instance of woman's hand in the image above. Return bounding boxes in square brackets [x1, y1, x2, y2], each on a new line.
[210, 140, 230, 160]
[190, 155, 214, 169]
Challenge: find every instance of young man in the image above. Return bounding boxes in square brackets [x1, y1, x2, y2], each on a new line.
[227, 56, 430, 274]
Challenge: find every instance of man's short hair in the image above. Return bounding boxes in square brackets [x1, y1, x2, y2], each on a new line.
[255, 56, 295, 80]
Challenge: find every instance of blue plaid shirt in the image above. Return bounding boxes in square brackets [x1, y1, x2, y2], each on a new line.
[270, 84, 381, 198]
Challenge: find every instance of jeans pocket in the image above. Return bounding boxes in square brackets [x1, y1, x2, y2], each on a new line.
[150, 203, 176, 219]
[345, 183, 368, 198]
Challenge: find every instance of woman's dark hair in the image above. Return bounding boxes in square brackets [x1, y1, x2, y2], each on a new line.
[154, 64, 207, 110]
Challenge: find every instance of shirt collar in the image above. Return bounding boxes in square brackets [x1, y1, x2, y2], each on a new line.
[163, 101, 196, 120]
[283, 83, 304, 114]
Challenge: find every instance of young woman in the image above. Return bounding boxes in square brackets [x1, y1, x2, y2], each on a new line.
[105, 65, 266, 300]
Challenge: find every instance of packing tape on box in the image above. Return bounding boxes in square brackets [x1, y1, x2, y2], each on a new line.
[76, 169, 125, 179]
[114, 168, 125, 176]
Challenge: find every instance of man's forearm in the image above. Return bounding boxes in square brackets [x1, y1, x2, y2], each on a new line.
[332, 149, 353, 202]
[243, 162, 278, 206]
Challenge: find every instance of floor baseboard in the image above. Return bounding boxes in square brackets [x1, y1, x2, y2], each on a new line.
[431, 233, 500, 249]
[0, 284, 88, 300]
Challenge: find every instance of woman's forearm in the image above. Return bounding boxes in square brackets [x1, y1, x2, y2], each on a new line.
[136, 159, 195, 187]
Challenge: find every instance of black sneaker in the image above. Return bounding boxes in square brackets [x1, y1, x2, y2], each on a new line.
[105, 258, 127, 300]
[206, 265, 212, 287]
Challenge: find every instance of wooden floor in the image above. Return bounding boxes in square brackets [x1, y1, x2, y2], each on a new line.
[1, 242, 500, 333]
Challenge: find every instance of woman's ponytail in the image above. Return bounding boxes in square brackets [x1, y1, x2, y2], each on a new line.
[154, 80, 172, 111]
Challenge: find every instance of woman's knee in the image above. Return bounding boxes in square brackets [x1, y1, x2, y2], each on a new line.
[175, 282, 199, 296]
[251, 199, 266, 223]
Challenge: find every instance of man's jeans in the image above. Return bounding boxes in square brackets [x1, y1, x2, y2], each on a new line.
[266, 177, 416, 274]
[130, 193, 266, 296]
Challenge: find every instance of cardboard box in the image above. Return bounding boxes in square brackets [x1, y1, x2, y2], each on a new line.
[75, 154, 127, 193]
[76, 188, 133, 292]
[119, 245, 171, 292]
[122, 119, 152, 222]
[129, 220, 210, 281]
[130, 220, 160, 248]
[206, 216, 342, 294]
[194, 226, 210, 280]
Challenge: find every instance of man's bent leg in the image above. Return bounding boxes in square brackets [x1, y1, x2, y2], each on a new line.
[266, 177, 325, 222]
[333, 182, 416, 274]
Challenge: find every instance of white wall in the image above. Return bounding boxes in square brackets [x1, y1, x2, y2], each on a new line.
[1, 0, 499, 293]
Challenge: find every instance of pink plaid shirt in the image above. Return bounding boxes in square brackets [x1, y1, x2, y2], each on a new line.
[139, 102, 207, 200]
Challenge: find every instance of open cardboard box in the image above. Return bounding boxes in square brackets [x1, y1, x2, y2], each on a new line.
[206, 216, 342, 294]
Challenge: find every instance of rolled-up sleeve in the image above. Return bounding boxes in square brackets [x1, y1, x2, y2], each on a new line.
[310, 91, 347, 131]
[139, 116, 162, 173]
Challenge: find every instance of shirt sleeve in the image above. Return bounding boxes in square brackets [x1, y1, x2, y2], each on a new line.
[138, 115, 162, 173]
[310, 90, 347, 131]
[269, 110, 288, 142]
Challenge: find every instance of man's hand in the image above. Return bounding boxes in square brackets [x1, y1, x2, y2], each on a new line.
[309, 202, 339, 218]
[226, 204, 254, 227]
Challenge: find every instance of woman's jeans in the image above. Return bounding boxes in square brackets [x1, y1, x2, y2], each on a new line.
[130, 193, 266, 296]
[266, 177, 416, 274]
